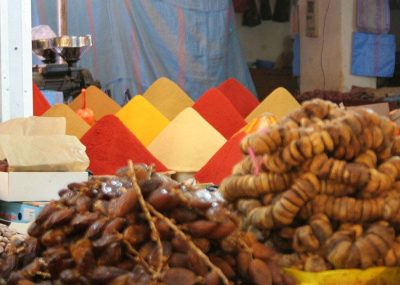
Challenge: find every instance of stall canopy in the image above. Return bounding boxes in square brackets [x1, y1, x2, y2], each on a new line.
[31, 0, 255, 104]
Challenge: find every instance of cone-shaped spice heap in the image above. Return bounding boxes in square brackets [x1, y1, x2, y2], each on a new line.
[42, 104, 90, 139]
[116, 95, 170, 146]
[33, 83, 51, 116]
[148, 108, 226, 172]
[221, 99, 400, 272]
[193, 88, 246, 139]
[195, 131, 246, 185]
[0, 163, 295, 285]
[69, 86, 121, 121]
[80, 115, 167, 175]
[246, 87, 300, 122]
[218, 78, 259, 118]
[144, 77, 194, 120]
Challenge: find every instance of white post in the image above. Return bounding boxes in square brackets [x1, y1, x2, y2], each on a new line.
[0, 0, 33, 122]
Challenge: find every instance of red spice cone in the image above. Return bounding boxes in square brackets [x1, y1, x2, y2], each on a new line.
[80, 115, 167, 175]
[195, 131, 246, 185]
[217, 78, 259, 117]
[33, 83, 51, 116]
[193, 88, 246, 139]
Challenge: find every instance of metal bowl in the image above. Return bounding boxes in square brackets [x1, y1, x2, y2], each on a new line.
[52, 35, 92, 64]
[32, 39, 56, 64]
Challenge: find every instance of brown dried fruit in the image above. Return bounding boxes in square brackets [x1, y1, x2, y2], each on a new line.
[187, 249, 208, 276]
[171, 235, 189, 253]
[252, 242, 277, 261]
[249, 259, 272, 285]
[59, 269, 81, 285]
[70, 212, 99, 230]
[205, 270, 221, 285]
[40, 229, 65, 247]
[35, 202, 60, 224]
[237, 251, 252, 278]
[147, 188, 179, 211]
[192, 238, 211, 253]
[188, 220, 218, 237]
[155, 219, 173, 239]
[93, 200, 109, 215]
[210, 255, 235, 279]
[98, 242, 123, 266]
[170, 207, 199, 223]
[108, 190, 138, 218]
[70, 239, 95, 272]
[162, 267, 197, 285]
[208, 220, 236, 239]
[103, 218, 126, 234]
[91, 266, 127, 284]
[86, 217, 109, 239]
[169, 253, 188, 268]
[92, 234, 120, 250]
[42, 208, 75, 229]
[123, 225, 148, 246]
[75, 196, 92, 213]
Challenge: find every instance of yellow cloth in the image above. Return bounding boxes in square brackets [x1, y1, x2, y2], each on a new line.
[285, 267, 400, 285]
[42, 104, 90, 139]
[148, 108, 226, 172]
[143, 77, 194, 120]
[69, 86, 121, 121]
[246, 87, 300, 122]
[116, 95, 170, 146]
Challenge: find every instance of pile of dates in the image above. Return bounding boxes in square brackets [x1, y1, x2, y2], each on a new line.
[0, 163, 296, 285]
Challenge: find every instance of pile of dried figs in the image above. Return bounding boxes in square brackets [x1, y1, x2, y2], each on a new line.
[221, 99, 400, 271]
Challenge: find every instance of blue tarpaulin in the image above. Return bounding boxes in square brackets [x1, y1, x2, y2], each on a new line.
[352, 32, 396, 78]
[31, 0, 256, 104]
[293, 34, 300, 76]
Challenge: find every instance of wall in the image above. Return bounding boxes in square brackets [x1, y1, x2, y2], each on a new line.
[235, 0, 291, 62]
[299, 0, 376, 93]
[391, 10, 400, 49]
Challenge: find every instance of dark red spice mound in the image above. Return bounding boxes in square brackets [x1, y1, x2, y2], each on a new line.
[195, 131, 246, 185]
[193, 88, 246, 139]
[33, 83, 50, 116]
[218, 78, 259, 117]
[80, 115, 167, 175]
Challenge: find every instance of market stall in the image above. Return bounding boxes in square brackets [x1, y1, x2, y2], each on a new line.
[0, 0, 400, 284]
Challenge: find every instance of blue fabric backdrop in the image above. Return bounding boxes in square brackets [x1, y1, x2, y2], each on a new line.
[352, 32, 396, 78]
[31, 0, 256, 104]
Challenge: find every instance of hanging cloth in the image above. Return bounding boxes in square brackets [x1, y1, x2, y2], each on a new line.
[243, 0, 261, 27]
[272, 0, 291, 22]
[260, 0, 272, 20]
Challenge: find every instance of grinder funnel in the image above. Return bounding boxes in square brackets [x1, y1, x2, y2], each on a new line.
[52, 35, 92, 66]
[32, 38, 57, 64]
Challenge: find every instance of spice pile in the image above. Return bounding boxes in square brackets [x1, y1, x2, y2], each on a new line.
[220, 99, 400, 271]
[0, 163, 294, 284]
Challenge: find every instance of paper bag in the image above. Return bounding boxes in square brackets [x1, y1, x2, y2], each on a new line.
[0, 135, 89, 172]
[0, 117, 66, 136]
[347, 102, 390, 117]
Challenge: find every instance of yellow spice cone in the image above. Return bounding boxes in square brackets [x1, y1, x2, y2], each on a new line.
[116, 95, 170, 146]
[148, 108, 226, 172]
[69, 86, 121, 121]
[246, 87, 301, 122]
[42, 104, 90, 138]
[144, 77, 194, 120]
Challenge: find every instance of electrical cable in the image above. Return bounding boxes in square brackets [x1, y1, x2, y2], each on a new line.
[321, 0, 331, 89]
